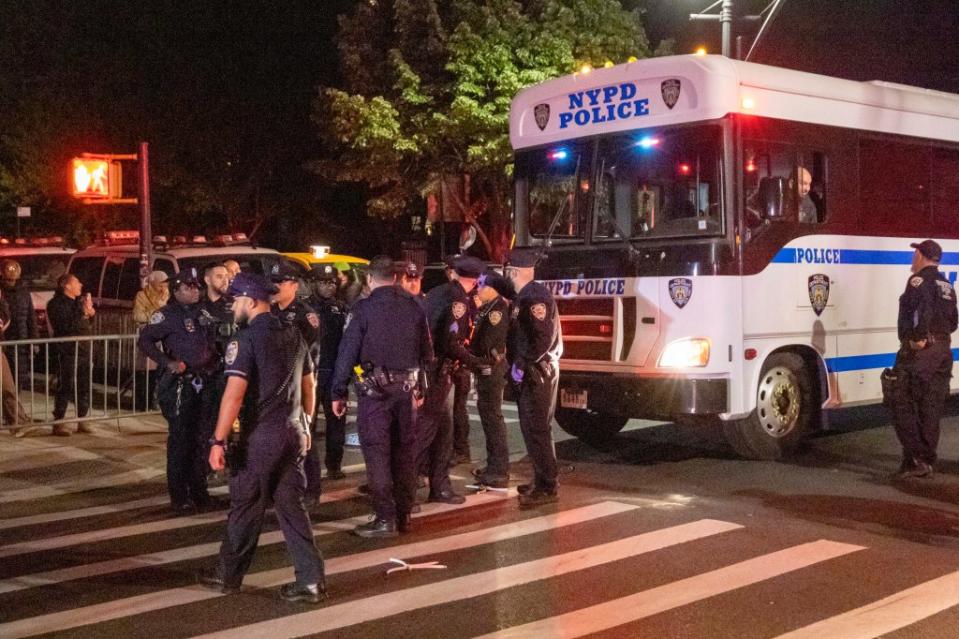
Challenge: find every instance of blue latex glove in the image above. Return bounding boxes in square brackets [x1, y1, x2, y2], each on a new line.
[511, 363, 524, 384]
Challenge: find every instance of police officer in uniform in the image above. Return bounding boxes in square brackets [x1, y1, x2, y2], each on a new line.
[397, 261, 426, 310]
[891, 239, 958, 479]
[331, 256, 432, 537]
[505, 249, 563, 508]
[200, 273, 326, 602]
[270, 261, 320, 347]
[417, 255, 484, 504]
[137, 268, 218, 514]
[306, 264, 349, 482]
[455, 272, 512, 488]
[199, 262, 236, 471]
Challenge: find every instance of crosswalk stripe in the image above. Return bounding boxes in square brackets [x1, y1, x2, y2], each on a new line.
[0, 490, 522, 638]
[475, 539, 865, 638]
[0, 467, 166, 504]
[190, 518, 744, 639]
[774, 569, 959, 639]
[0, 445, 102, 472]
[0, 486, 359, 560]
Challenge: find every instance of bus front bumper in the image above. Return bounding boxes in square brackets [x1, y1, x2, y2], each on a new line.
[558, 372, 729, 420]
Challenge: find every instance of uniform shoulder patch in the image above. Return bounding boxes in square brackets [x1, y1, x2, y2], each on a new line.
[451, 301, 467, 320]
[225, 340, 239, 365]
[531, 303, 548, 321]
[910, 276, 924, 288]
[489, 310, 503, 326]
[149, 311, 164, 325]
[307, 312, 319, 328]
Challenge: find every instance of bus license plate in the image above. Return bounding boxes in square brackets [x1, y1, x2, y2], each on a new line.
[560, 389, 588, 410]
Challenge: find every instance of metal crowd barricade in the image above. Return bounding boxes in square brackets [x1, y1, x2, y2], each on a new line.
[0, 333, 161, 432]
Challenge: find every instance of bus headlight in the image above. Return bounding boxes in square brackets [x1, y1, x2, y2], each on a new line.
[658, 338, 710, 368]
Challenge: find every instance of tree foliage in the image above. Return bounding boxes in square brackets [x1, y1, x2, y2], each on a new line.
[316, 0, 652, 259]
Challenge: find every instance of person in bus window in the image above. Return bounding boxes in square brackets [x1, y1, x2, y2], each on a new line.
[797, 167, 818, 224]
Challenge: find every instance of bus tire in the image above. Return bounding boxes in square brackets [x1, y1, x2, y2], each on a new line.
[554, 407, 628, 444]
[722, 352, 813, 460]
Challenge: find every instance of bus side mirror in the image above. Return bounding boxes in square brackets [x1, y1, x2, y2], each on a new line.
[758, 177, 786, 220]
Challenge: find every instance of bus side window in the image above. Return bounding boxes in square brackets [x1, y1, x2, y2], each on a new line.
[933, 148, 959, 232]
[796, 151, 828, 224]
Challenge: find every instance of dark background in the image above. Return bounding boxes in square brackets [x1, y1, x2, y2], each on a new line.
[0, 0, 955, 256]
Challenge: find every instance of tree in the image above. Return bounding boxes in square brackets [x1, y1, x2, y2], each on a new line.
[314, 0, 652, 260]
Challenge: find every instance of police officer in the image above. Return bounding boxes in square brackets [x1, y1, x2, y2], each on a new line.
[451, 273, 478, 466]
[306, 265, 349, 482]
[455, 272, 512, 488]
[137, 268, 218, 514]
[397, 261, 426, 310]
[891, 239, 958, 479]
[505, 249, 563, 509]
[270, 261, 320, 348]
[331, 256, 432, 537]
[1, 260, 38, 387]
[198, 262, 236, 466]
[200, 273, 326, 603]
[417, 255, 484, 504]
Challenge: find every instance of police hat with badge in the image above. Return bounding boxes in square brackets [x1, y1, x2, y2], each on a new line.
[911, 239, 943, 263]
[478, 271, 514, 299]
[506, 248, 542, 269]
[313, 264, 339, 281]
[452, 255, 485, 279]
[397, 261, 422, 279]
[269, 261, 301, 284]
[171, 268, 200, 289]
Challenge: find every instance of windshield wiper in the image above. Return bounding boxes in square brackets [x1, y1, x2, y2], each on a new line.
[590, 157, 640, 260]
[537, 153, 582, 266]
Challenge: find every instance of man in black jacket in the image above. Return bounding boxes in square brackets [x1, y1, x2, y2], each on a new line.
[46, 274, 95, 436]
[1, 260, 38, 386]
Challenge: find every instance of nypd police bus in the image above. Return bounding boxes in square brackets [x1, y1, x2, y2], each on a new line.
[509, 54, 959, 459]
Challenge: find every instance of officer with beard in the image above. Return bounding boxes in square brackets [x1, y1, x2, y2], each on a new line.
[199, 262, 236, 472]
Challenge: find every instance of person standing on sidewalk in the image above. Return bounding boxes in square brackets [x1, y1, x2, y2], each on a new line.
[47, 274, 95, 437]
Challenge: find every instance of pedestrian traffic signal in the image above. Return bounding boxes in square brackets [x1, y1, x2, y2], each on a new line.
[70, 158, 120, 200]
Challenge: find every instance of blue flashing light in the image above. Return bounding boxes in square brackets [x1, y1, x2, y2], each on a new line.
[549, 149, 569, 161]
[636, 136, 661, 150]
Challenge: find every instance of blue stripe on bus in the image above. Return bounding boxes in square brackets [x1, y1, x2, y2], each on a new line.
[824, 348, 959, 373]
[771, 248, 959, 265]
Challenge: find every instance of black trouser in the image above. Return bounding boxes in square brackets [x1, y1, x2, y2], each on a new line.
[157, 372, 210, 506]
[893, 341, 952, 465]
[319, 370, 346, 472]
[475, 362, 510, 477]
[218, 425, 324, 588]
[451, 366, 473, 458]
[415, 367, 454, 496]
[515, 363, 559, 493]
[53, 343, 90, 420]
[357, 381, 418, 521]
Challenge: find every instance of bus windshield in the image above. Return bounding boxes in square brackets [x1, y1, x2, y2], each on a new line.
[515, 125, 724, 244]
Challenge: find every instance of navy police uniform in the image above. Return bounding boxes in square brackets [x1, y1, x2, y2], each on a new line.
[270, 262, 321, 348]
[453, 273, 512, 484]
[198, 293, 237, 459]
[214, 274, 325, 591]
[332, 266, 432, 533]
[507, 249, 563, 502]
[417, 255, 484, 501]
[892, 240, 958, 475]
[452, 283, 479, 463]
[307, 265, 349, 479]
[137, 269, 218, 510]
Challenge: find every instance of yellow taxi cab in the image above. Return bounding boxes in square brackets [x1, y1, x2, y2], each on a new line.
[282, 245, 369, 292]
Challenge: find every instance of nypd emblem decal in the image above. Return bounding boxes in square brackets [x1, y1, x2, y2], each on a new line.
[661, 78, 681, 110]
[534, 103, 550, 131]
[668, 277, 693, 308]
[808, 274, 830, 316]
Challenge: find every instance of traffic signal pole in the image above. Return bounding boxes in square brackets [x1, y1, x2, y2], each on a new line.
[138, 142, 153, 284]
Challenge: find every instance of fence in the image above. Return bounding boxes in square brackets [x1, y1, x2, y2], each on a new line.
[0, 333, 160, 432]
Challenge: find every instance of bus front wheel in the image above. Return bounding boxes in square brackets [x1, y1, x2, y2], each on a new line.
[554, 407, 628, 444]
[722, 352, 813, 460]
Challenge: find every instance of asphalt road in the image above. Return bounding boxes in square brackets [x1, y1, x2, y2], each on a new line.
[3, 397, 959, 638]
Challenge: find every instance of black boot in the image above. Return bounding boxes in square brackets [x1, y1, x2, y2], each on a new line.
[353, 516, 398, 538]
[428, 490, 466, 505]
[397, 513, 412, 533]
[197, 567, 240, 594]
[279, 581, 327, 604]
[518, 489, 558, 510]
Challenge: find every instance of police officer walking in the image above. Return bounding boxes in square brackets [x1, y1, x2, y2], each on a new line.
[417, 255, 484, 504]
[200, 273, 326, 602]
[331, 256, 432, 538]
[891, 240, 958, 479]
[306, 265, 349, 482]
[505, 249, 563, 508]
[456, 272, 513, 488]
[137, 268, 218, 514]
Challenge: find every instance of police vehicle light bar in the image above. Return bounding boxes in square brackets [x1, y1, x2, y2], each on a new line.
[636, 136, 660, 149]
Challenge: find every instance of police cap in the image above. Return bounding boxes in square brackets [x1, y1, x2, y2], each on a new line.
[268, 260, 300, 283]
[228, 272, 278, 302]
[507, 248, 541, 269]
[910, 239, 943, 262]
[478, 272, 513, 298]
[453, 255, 485, 278]
[171, 268, 200, 287]
[397, 261, 421, 279]
[314, 264, 339, 281]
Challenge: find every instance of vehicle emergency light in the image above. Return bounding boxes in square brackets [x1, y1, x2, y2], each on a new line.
[311, 245, 331, 259]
